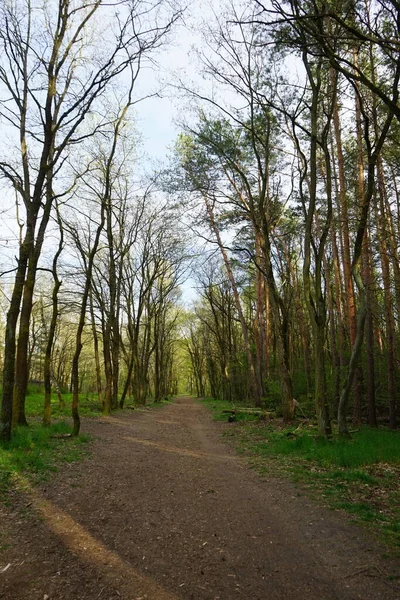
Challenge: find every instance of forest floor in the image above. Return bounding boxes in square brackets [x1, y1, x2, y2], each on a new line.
[1, 396, 400, 600]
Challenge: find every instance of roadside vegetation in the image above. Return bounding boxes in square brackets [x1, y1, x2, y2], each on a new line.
[0, 385, 101, 500]
[25, 384, 106, 420]
[201, 397, 400, 551]
[0, 431, 90, 504]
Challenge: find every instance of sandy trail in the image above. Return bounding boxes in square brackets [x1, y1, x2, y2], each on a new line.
[1, 397, 398, 600]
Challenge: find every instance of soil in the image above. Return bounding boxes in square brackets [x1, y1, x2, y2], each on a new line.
[1, 396, 399, 600]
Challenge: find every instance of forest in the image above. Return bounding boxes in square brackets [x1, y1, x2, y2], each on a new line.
[0, 0, 400, 441]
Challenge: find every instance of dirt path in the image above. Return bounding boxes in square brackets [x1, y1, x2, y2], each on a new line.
[1, 397, 399, 600]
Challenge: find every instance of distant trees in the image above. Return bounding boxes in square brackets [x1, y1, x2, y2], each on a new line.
[118, 204, 186, 407]
[185, 261, 254, 404]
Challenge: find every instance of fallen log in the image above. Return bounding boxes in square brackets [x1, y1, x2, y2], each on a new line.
[222, 408, 263, 415]
[223, 408, 275, 420]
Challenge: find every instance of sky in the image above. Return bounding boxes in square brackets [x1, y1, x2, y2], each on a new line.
[130, 4, 214, 305]
[0, 0, 247, 308]
[134, 46, 188, 159]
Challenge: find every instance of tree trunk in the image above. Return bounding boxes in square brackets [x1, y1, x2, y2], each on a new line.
[0, 235, 30, 440]
[301, 54, 331, 436]
[43, 275, 62, 426]
[332, 66, 363, 424]
[102, 331, 113, 416]
[363, 234, 377, 428]
[337, 126, 394, 433]
[376, 158, 397, 429]
[71, 205, 105, 434]
[260, 223, 295, 422]
[43, 202, 63, 426]
[89, 292, 103, 407]
[120, 355, 134, 408]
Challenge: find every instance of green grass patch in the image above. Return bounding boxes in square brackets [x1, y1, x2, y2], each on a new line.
[25, 387, 174, 419]
[0, 420, 90, 499]
[200, 397, 400, 552]
[25, 388, 104, 419]
[249, 426, 400, 468]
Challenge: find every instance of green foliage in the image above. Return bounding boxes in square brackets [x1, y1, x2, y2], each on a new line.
[263, 379, 283, 411]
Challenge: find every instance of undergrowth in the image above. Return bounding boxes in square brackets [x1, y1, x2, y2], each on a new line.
[25, 385, 172, 419]
[253, 426, 400, 468]
[201, 397, 400, 551]
[25, 386, 104, 419]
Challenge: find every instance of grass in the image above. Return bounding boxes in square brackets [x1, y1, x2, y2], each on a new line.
[0, 420, 90, 500]
[252, 426, 400, 467]
[0, 384, 97, 500]
[25, 386, 105, 419]
[201, 397, 400, 551]
[25, 385, 171, 419]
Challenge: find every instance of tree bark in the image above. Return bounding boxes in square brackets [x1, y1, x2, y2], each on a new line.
[89, 291, 103, 407]
[331, 66, 363, 422]
[0, 239, 30, 439]
[43, 207, 63, 426]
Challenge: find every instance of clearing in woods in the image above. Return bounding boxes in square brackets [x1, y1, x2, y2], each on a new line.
[1, 397, 399, 600]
